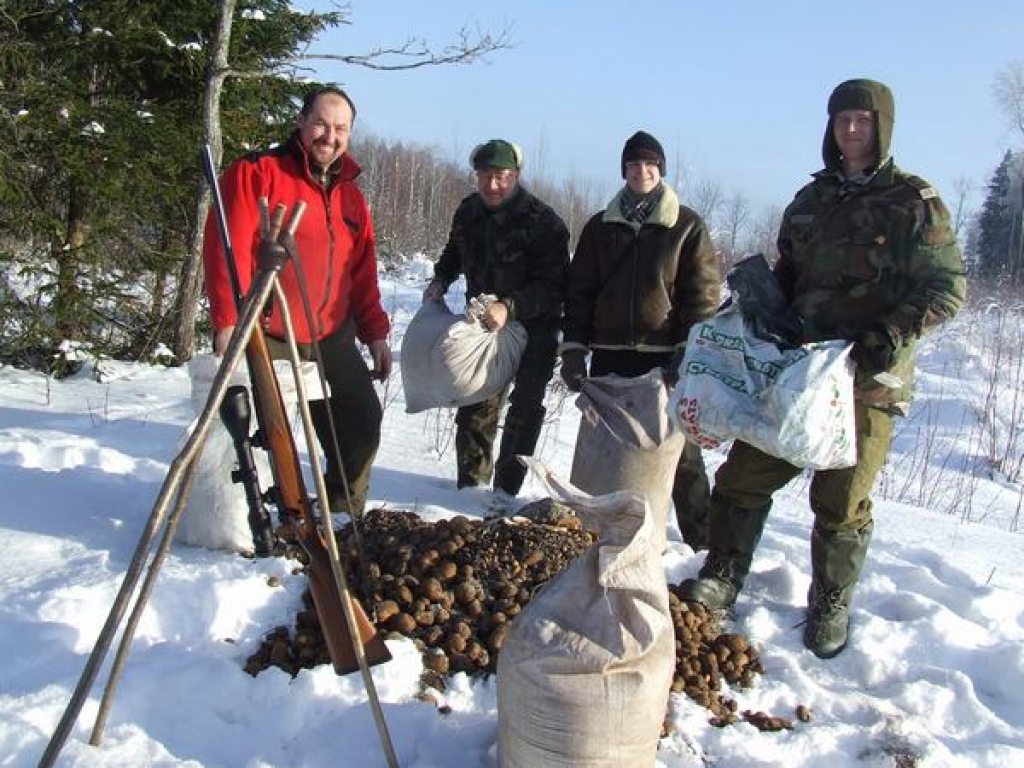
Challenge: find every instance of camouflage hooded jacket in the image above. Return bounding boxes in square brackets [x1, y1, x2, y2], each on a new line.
[433, 186, 570, 327]
[775, 158, 967, 413]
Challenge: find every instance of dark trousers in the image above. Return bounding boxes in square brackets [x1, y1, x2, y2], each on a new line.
[455, 323, 558, 496]
[590, 348, 712, 549]
[265, 322, 382, 514]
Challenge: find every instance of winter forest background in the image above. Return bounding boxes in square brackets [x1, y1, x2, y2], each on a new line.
[3, 6, 1024, 765]
[1, 1, 1023, 496]
[2, 2, 1022, 372]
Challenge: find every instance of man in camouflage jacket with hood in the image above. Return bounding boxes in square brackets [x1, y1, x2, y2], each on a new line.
[424, 139, 570, 498]
[681, 79, 967, 659]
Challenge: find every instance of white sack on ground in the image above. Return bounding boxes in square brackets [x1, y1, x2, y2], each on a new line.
[177, 353, 321, 553]
[669, 302, 857, 470]
[400, 300, 527, 414]
[570, 372, 684, 553]
[497, 458, 676, 768]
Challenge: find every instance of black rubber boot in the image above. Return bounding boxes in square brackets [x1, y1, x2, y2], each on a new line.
[803, 520, 873, 659]
[678, 495, 771, 610]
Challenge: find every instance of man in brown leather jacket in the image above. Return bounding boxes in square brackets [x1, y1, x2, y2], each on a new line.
[560, 131, 722, 549]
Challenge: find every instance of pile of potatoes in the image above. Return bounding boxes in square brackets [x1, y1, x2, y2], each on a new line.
[245, 504, 592, 677]
[246, 506, 805, 729]
[667, 588, 763, 722]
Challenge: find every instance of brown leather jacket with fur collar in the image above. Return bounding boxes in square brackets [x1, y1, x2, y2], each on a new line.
[562, 184, 721, 353]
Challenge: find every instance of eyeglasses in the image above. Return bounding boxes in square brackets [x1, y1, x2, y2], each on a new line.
[475, 168, 517, 185]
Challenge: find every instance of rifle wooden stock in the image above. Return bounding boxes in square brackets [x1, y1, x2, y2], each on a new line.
[245, 309, 390, 674]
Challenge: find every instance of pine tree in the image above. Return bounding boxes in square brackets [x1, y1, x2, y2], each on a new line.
[2, 2, 510, 369]
[977, 151, 1014, 280]
[0, 1, 339, 369]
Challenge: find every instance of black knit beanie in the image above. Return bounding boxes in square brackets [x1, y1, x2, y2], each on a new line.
[621, 131, 666, 178]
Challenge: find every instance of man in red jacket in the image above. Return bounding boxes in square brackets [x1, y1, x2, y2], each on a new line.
[202, 85, 391, 516]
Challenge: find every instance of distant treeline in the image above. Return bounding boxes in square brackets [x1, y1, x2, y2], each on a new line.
[1, 1, 1012, 374]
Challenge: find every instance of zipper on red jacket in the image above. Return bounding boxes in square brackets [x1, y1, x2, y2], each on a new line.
[316, 169, 336, 338]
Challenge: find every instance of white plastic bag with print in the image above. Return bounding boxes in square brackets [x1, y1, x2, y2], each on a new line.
[668, 302, 857, 470]
[497, 458, 675, 768]
[400, 298, 528, 414]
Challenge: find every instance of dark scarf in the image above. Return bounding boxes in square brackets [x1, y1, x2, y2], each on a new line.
[620, 182, 664, 223]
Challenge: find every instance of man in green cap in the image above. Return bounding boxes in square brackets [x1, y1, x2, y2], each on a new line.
[423, 139, 570, 501]
[679, 78, 967, 659]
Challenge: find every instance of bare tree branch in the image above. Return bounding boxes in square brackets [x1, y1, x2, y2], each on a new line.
[303, 23, 514, 71]
[993, 60, 1024, 139]
[722, 190, 751, 258]
[950, 175, 974, 238]
[689, 176, 723, 231]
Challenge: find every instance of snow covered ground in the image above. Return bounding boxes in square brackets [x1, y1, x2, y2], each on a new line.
[2, 261, 1023, 767]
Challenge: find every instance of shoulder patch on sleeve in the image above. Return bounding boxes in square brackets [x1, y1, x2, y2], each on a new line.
[904, 174, 938, 200]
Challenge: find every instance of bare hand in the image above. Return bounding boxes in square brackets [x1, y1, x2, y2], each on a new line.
[368, 339, 392, 381]
[482, 301, 508, 331]
[422, 280, 445, 303]
[214, 326, 235, 356]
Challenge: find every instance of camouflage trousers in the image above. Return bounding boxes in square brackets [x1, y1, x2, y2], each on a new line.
[713, 400, 894, 532]
[264, 321, 382, 515]
[455, 323, 558, 496]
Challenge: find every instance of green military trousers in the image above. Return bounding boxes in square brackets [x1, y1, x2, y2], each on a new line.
[714, 401, 894, 532]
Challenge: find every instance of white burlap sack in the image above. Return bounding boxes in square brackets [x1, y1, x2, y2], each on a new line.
[176, 353, 320, 553]
[497, 459, 675, 768]
[400, 300, 527, 414]
[570, 372, 685, 554]
[669, 303, 857, 470]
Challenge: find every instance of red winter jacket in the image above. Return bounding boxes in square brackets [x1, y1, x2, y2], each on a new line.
[202, 134, 390, 345]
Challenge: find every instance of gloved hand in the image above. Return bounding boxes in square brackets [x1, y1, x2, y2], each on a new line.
[422, 280, 445, 303]
[661, 345, 686, 389]
[559, 349, 587, 392]
[851, 325, 898, 375]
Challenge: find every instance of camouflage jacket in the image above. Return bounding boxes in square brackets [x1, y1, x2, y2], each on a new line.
[775, 159, 967, 412]
[434, 186, 570, 326]
[561, 184, 721, 353]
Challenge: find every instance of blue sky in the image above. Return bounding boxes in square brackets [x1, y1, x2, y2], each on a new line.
[297, 1, 1022, 214]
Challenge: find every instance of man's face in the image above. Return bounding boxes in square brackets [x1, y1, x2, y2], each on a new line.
[624, 159, 662, 195]
[298, 93, 353, 168]
[475, 167, 519, 209]
[833, 109, 876, 170]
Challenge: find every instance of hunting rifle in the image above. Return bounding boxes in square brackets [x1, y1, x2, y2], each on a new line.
[199, 144, 392, 677]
